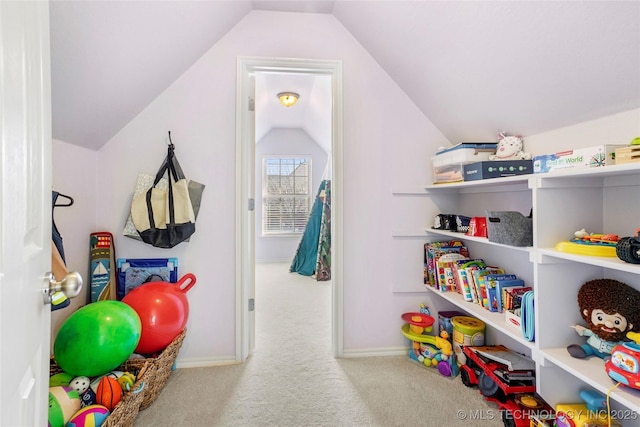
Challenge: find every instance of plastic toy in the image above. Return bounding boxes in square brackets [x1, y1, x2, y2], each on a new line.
[66, 404, 110, 427]
[616, 227, 640, 264]
[69, 376, 90, 395]
[122, 273, 195, 354]
[555, 389, 621, 427]
[53, 300, 142, 377]
[606, 331, 640, 389]
[489, 132, 532, 161]
[459, 345, 553, 427]
[95, 376, 122, 411]
[567, 279, 640, 360]
[48, 386, 81, 427]
[555, 229, 619, 257]
[400, 308, 457, 377]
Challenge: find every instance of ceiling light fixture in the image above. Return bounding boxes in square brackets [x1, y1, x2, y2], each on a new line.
[277, 92, 300, 107]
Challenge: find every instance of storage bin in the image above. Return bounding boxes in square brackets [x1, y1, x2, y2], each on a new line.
[50, 358, 150, 427]
[462, 160, 533, 181]
[486, 211, 533, 247]
[432, 143, 497, 183]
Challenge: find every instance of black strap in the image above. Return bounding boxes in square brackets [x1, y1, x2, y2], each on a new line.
[145, 143, 182, 228]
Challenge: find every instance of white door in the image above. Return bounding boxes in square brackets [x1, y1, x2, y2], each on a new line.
[0, 2, 53, 425]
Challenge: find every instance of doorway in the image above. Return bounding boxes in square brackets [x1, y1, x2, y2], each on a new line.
[236, 57, 343, 361]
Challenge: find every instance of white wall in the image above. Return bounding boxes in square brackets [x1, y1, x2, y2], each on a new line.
[50, 140, 98, 345]
[255, 128, 328, 263]
[91, 10, 448, 363]
[68, 7, 640, 364]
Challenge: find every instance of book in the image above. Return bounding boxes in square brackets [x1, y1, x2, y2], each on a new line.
[472, 268, 505, 307]
[425, 241, 468, 289]
[503, 286, 533, 311]
[483, 274, 518, 311]
[437, 253, 469, 292]
[455, 259, 486, 301]
[493, 279, 526, 312]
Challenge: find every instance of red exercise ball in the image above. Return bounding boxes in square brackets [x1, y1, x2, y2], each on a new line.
[122, 273, 196, 354]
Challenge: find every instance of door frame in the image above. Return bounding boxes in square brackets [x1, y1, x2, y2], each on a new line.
[235, 56, 343, 360]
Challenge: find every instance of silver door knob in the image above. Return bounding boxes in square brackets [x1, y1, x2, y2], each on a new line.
[43, 271, 83, 304]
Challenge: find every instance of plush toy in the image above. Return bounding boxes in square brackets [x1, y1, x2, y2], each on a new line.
[489, 132, 531, 161]
[567, 279, 640, 359]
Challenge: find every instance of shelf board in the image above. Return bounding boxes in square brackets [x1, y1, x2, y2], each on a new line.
[424, 285, 535, 350]
[538, 248, 640, 274]
[541, 347, 640, 412]
[537, 162, 640, 180]
[426, 229, 533, 253]
[425, 174, 531, 192]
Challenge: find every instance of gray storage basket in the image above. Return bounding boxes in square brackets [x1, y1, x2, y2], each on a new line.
[486, 211, 533, 247]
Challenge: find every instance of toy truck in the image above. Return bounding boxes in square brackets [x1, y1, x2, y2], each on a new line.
[459, 345, 553, 427]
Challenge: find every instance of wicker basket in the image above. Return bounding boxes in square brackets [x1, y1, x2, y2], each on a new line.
[138, 328, 186, 410]
[50, 357, 150, 427]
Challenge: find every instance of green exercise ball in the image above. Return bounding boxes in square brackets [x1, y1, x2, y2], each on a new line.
[54, 300, 141, 377]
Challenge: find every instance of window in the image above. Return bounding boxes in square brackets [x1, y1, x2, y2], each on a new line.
[262, 157, 312, 235]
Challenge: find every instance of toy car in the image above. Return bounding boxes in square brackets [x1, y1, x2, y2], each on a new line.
[606, 331, 640, 389]
[459, 345, 553, 427]
[616, 228, 640, 264]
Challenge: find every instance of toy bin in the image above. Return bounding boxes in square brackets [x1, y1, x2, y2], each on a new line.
[486, 210, 533, 247]
[432, 142, 497, 183]
[451, 316, 485, 364]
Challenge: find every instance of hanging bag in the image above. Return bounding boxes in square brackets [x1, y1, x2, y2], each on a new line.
[130, 142, 196, 248]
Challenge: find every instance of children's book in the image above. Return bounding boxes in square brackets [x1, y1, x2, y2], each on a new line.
[455, 259, 486, 301]
[472, 268, 505, 307]
[483, 274, 517, 311]
[425, 241, 468, 289]
[437, 253, 469, 292]
[493, 279, 526, 312]
[503, 286, 533, 311]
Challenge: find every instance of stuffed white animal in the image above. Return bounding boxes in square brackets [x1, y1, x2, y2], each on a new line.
[489, 132, 532, 161]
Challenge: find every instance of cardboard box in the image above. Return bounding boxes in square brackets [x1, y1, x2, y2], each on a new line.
[462, 160, 533, 181]
[615, 146, 640, 165]
[432, 142, 497, 183]
[533, 144, 624, 173]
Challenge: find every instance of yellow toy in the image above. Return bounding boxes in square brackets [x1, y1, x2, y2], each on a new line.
[554, 389, 621, 427]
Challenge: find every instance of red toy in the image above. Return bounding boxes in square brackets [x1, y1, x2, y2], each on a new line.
[122, 273, 196, 354]
[606, 331, 640, 389]
[460, 345, 553, 427]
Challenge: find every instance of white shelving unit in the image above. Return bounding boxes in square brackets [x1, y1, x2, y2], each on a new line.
[421, 163, 640, 418]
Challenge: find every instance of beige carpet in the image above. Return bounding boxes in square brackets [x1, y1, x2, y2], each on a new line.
[134, 263, 503, 426]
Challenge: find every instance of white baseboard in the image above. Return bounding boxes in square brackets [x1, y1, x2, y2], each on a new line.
[340, 346, 407, 358]
[176, 347, 408, 368]
[175, 356, 239, 369]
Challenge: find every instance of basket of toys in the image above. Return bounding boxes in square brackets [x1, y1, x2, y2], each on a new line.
[49, 357, 149, 427]
[136, 328, 186, 409]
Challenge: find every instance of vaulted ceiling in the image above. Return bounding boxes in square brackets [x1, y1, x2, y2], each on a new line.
[49, 1, 640, 151]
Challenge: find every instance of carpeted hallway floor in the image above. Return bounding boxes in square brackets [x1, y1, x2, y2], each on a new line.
[134, 262, 503, 426]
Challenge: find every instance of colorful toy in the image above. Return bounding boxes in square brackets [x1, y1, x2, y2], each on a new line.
[122, 273, 195, 354]
[555, 389, 621, 427]
[451, 316, 485, 365]
[459, 345, 552, 427]
[66, 404, 110, 427]
[117, 372, 136, 392]
[49, 372, 74, 387]
[69, 376, 90, 395]
[616, 227, 640, 264]
[488, 132, 531, 161]
[606, 331, 640, 389]
[567, 279, 640, 359]
[555, 229, 620, 257]
[53, 300, 142, 377]
[48, 386, 81, 427]
[95, 376, 122, 411]
[400, 308, 457, 377]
